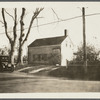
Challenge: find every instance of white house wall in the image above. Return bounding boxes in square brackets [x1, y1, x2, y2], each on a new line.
[61, 37, 74, 66]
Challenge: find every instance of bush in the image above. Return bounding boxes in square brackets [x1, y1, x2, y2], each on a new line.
[48, 53, 61, 65]
[69, 43, 100, 80]
[74, 43, 100, 62]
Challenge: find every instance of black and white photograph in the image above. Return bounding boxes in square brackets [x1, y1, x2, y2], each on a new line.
[0, 1, 100, 95]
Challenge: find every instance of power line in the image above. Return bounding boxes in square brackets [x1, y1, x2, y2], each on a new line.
[0, 12, 100, 35]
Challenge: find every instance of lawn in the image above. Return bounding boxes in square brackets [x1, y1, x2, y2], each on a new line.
[14, 63, 100, 81]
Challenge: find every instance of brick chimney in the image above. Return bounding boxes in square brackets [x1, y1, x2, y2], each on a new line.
[64, 29, 67, 37]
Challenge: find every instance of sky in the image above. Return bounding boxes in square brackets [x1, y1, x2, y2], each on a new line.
[0, 2, 100, 55]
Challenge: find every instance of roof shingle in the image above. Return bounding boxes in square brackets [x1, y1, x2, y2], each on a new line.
[28, 36, 66, 47]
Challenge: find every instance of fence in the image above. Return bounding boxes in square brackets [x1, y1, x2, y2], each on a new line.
[68, 61, 100, 67]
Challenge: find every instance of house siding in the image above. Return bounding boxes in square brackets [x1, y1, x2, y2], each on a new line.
[61, 37, 74, 66]
[28, 44, 61, 65]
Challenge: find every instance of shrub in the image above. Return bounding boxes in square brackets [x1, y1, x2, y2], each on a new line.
[48, 52, 61, 65]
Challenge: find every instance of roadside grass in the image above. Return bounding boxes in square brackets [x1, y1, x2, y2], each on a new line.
[14, 64, 29, 71]
[14, 63, 100, 81]
[15, 64, 56, 74]
[14, 64, 47, 71]
[48, 66, 85, 80]
[30, 66, 58, 76]
[20, 67, 34, 73]
[21, 65, 56, 74]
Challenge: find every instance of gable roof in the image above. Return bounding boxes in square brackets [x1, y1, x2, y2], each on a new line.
[28, 36, 67, 47]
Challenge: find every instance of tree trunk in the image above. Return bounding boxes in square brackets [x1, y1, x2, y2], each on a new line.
[17, 8, 25, 64]
[17, 8, 43, 64]
[2, 8, 17, 64]
[17, 43, 22, 64]
[9, 42, 15, 64]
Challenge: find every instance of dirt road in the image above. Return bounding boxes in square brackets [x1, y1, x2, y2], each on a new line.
[0, 72, 100, 92]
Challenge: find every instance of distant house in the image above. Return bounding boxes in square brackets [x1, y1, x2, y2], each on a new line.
[28, 30, 74, 66]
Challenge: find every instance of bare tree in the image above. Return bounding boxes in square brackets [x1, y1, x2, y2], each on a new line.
[1, 8, 43, 64]
[1, 8, 17, 64]
[17, 8, 43, 64]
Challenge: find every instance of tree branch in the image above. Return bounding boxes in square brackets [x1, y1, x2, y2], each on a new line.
[4, 9, 15, 21]
[21, 8, 43, 46]
[51, 8, 62, 21]
[13, 8, 17, 43]
[2, 8, 12, 43]
[0, 20, 4, 24]
[20, 8, 26, 42]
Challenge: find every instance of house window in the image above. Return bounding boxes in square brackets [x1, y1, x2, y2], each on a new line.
[33, 54, 48, 61]
[38, 54, 42, 61]
[43, 54, 47, 61]
[52, 48, 60, 54]
[33, 55, 38, 61]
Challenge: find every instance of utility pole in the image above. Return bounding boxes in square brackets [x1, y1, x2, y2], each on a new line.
[82, 7, 87, 73]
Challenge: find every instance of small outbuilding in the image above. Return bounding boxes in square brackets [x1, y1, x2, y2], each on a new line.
[28, 30, 74, 66]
